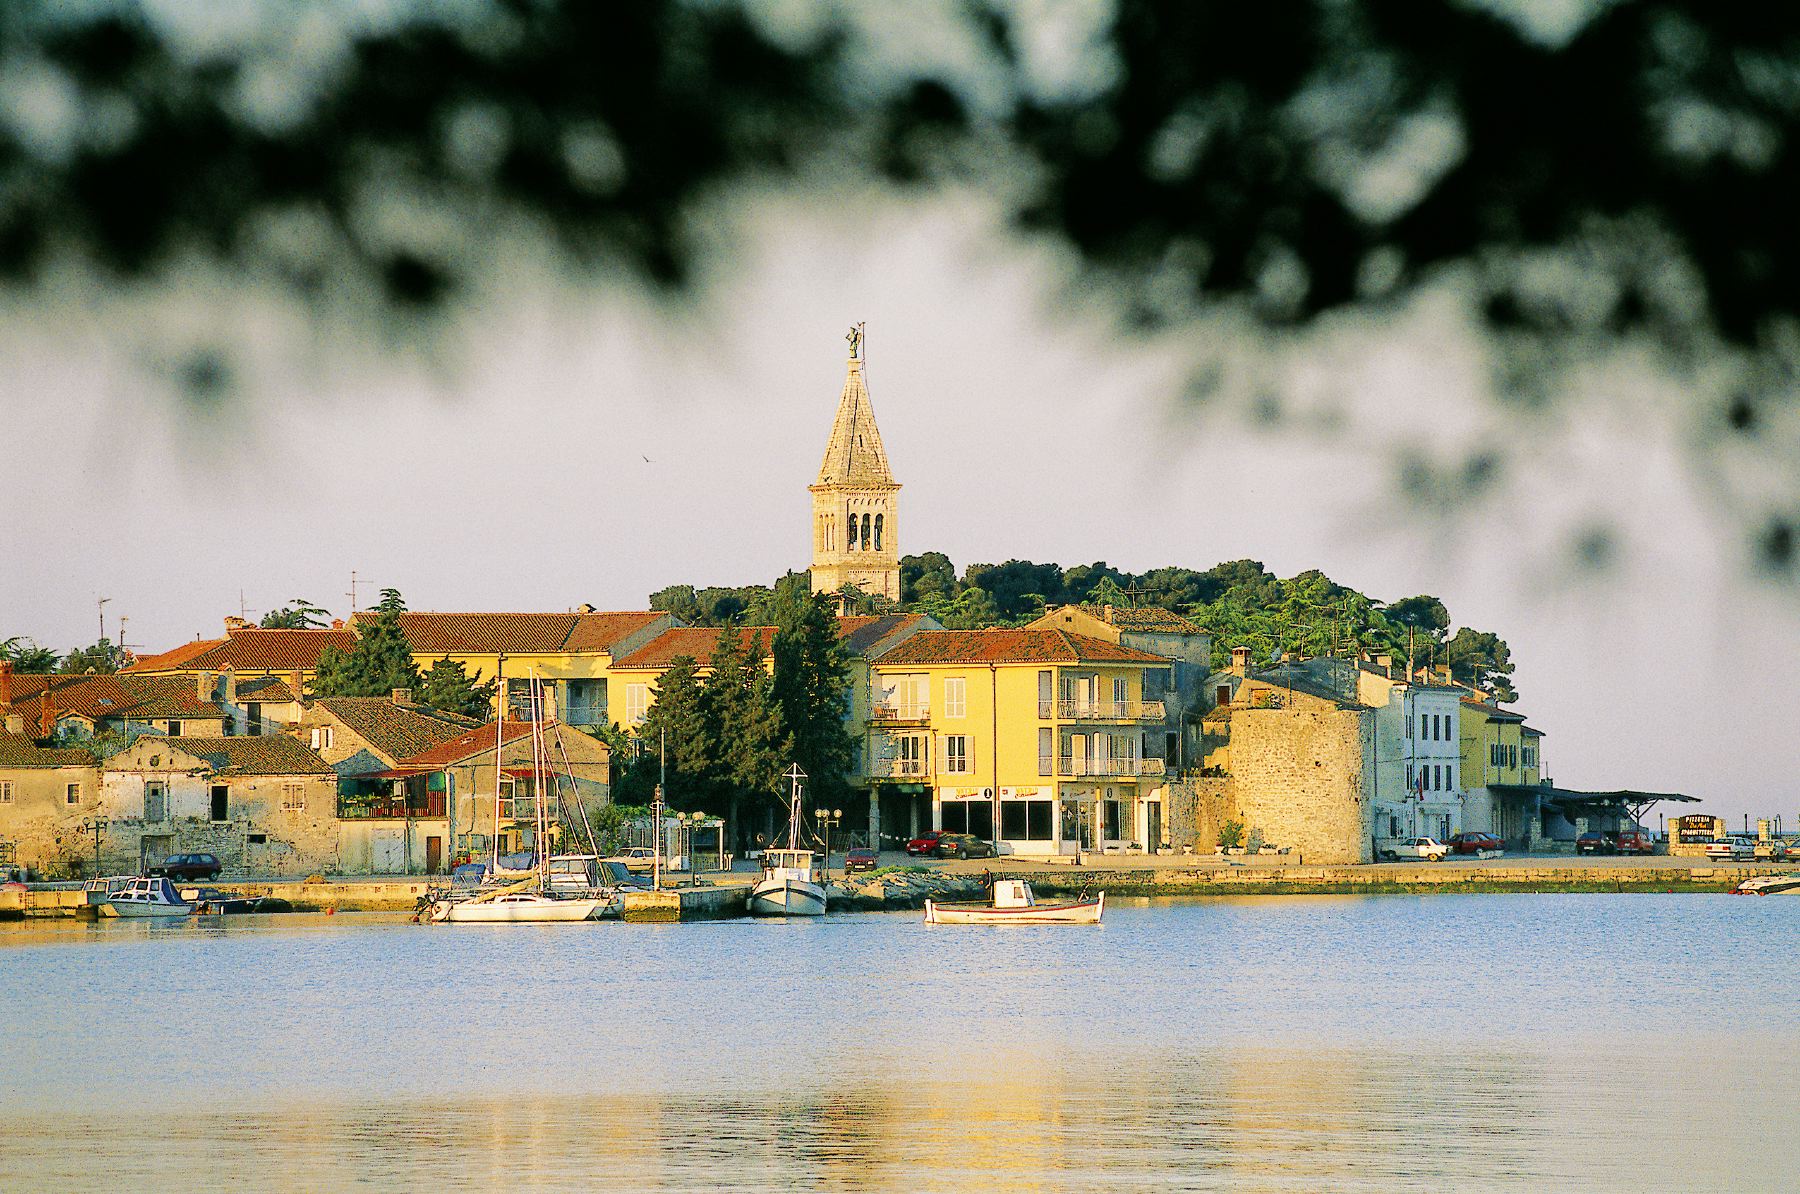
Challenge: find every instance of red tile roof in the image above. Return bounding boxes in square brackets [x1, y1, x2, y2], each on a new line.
[876, 629, 1169, 667]
[612, 627, 777, 670]
[234, 676, 299, 703]
[395, 720, 536, 769]
[1072, 604, 1205, 634]
[1461, 697, 1526, 721]
[0, 730, 99, 768]
[160, 736, 335, 776]
[314, 698, 483, 762]
[356, 611, 665, 655]
[126, 628, 355, 673]
[3, 674, 228, 724]
[836, 614, 929, 657]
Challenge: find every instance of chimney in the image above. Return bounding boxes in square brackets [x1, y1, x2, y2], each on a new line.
[1230, 646, 1251, 677]
[331, 618, 345, 630]
[1434, 663, 1453, 685]
[1375, 653, 1393, 678]
[1103, 603, 1115, 622]
[4, 713, 23, 735]
[224, 616, 252, 634]
[220, 666, 237, 705]
[0, 659, 11, 708]
[392, 688, 414, 707]
[291, 670, 307, 701]
[38, 690, 55, 738]
[196, 670, 215, 701]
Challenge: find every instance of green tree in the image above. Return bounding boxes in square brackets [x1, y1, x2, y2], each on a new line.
[703, 625, 790, 841]
[417, 657, 498, 719]
[771, 589, 856, 809]
[58, 638, 125, 674]
[1, 637, 60, 673]
[260, 598, 330, 629]
[899, 552, 957, 603]
[314, 593, 421, 698]
[1443, 628, 1518, 703]
[636, 655, 718, 804]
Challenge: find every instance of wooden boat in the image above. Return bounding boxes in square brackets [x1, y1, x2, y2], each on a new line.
[99, 877, 194, 918]
[746, 765, 827, 917]
[924, 879, 1103, 925]
[1732, 873, 1800, 896]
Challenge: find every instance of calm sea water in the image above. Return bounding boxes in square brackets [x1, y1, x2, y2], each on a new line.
[2, 895, 1796, 1191]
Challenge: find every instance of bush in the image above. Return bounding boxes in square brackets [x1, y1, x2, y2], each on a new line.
[1218, 819, 1246, 850]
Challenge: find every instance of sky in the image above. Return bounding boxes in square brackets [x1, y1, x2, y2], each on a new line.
[3, 187, 1798, 829]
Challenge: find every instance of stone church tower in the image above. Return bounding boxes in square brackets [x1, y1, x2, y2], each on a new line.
[809, 328, 900, 602]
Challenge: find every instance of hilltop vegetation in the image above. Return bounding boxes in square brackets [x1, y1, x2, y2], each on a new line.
[651, 555, 1518, 702]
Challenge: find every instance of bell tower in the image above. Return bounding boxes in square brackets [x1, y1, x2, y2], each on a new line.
[809, 324, 900, 603]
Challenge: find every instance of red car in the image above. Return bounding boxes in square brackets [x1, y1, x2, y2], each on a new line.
[1447, 832, 1503, 856]
[905, 830, 947, 857]
[1613, 828, 1655, 855]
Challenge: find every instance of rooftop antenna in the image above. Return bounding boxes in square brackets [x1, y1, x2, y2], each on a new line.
[97, 596, 111, 643]
[238, 589, 258, 622]
[346, 570, 361, 614]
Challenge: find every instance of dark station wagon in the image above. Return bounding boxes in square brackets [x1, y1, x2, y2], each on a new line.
[147, 853, 223, 881]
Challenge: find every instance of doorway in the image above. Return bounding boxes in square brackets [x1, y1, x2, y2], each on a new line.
[210, 785, 230, 823]
[426, 835, 443, 874]
[1146, 801, 1162, 853]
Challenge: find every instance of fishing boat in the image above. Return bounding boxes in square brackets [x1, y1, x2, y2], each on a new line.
[99, 877, 195, 918]
[747, 764, 828, 917]
[924, 879, 1104, 925]
[1732, 873, 1800, 896]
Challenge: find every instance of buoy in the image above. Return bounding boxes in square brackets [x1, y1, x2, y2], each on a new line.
[325, 906, 336, 916]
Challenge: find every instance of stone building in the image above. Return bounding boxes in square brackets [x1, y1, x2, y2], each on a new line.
[0, 728, 102, 876]
[809, 335, 901, 603]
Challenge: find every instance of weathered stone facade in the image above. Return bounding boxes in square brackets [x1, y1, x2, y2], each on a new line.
[1227, 707, 1375, 864]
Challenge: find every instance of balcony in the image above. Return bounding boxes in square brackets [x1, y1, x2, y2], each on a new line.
[562, 701, 607, 727]
[337, 795, 447, 819]
[1055, 699, 1167, 722]
[870, 702, 930, 725]
[865, 757, 934, 780]
[1055, 757, 1168, 779]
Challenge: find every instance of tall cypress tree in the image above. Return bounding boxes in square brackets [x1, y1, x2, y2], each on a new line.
[703, 624, 791, 846]
[636, 655, 717, 806]
[771, 589, 855, 807]
[418, 657, 499, 719]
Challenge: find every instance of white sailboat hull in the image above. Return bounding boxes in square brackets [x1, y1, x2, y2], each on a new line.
[924, 891, 1104, 925]
[747, 877, 827, 917]
[430, 895, 602, 923]
[100, 899, 195, 918]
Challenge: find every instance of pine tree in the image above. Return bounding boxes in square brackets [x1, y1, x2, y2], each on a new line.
[417, 657, 498, 719]
[636, 655, 717, 806]
[313, 592, 421, 698]
[770, 589, 855, 808]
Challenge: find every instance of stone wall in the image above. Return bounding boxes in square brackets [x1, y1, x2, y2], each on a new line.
[1227, 707, 1373, 865]
[1160, 778, 1232, 853]
[0, 764, 103, 875]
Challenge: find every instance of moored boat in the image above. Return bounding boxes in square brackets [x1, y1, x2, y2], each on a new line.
[1732, 873, 1800, 896]
[99, 877, 195, 918]
[747, 848, 827, 917]
[924, 879, 1103, 925]
[431, 890, 603, 922]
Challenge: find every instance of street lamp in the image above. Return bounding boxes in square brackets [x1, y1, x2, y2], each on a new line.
[816, 807, 844, 880]
[676, 811, 707, 883]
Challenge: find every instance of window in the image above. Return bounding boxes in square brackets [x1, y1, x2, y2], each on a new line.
[873, 512, 883, 551]
[1216, 684, 1232, 707]
[310, 726, 334, 750]
[66, 783, 80, 805]
[943, 677, 966, 719]
[1038, 727, 1053, 776]
[281, 783, 305, 812]
[896, 736, 926, 776]
[861, 513, 872, 550]
[944, 735, 970, 774]
[0, 781, 11, 804]
[1389, 814, 1401, 837]
[1026, 800, 1054, 841]
[145, 783, 167, 822]
[941, 801, 968, 833]
[626, 683, 649, 726]
[1001, 800, 1028, 840]
[1406, 714, 1415, 739]
[1113, 676, 1129, 715]
[246, 703, 263, 734]
[1038, 670, 1053, 718]
[166, 719, 183, 736]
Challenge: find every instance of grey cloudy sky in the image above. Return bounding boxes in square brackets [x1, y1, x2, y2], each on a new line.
[3, 186, 1796, 828]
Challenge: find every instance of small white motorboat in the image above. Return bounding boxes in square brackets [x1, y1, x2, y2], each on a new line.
[99, 877, 195, 918]
[747, 848, 827, 917]
[1732, 873, 1800, 896]
[429, 890, 603, 923]
[925, 879, 1104, 925]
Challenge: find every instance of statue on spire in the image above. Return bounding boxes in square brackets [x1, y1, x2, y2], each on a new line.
[845, 322, 863, 360]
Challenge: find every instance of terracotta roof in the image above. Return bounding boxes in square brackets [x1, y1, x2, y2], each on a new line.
[160, 736, 334, 776]
[234, 676, 298, 703]
[1246, 671, 1368, 710]
[1461, 697, 1526, 722]
[126, 628, 354, 673]
[1072, 604, 1205, 634]
[0, 730, 99, 768]
[876, 629, 1169, 667]
[837, 613, 928, 657]
[813, 356, 896, 487]
[1521, 725, 1545, 737]
[612, 627, 777, 670]
[358, 611, 665, 655]
[395, 720, 537, 769]
[314, 698, 482, 762]
[4, 674, 227, 724]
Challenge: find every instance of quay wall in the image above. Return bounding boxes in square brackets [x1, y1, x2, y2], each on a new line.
[1009, 862, 1792, 896]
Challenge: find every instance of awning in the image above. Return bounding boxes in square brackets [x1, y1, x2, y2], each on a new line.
[360, 767, 431, 780]
[1488, 784, 1699, 819]
[502, 766, 557, 778]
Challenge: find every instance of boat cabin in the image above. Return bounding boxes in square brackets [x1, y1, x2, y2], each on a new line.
[762, 849, 816, 875]
[992, 879, 1036, 908]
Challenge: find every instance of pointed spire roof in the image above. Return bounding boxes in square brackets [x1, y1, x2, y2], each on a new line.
[814, 356, 896, 488]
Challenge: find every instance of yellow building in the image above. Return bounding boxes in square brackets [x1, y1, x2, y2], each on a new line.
[1459, 695, 1547, 848]
[867, 628, 1174, 856]
[808, 334, 900, 603]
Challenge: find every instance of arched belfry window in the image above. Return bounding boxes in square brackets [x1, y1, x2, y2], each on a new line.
[874, 513, 884, 552]
[847, 503, 859, 550]
[861, 513, 872, 551]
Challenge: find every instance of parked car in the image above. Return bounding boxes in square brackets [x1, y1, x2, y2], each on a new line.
[933, 833, 996, 860]
[905, 830, 947, 857]
[1401, 837, 1450, 862]
[146, 853, 222, 881]
[1613, 828, 1656, 855]
[606, 847, 657, 874]
[1705, 838, 1754, 861]
[1448, 832, 1503, 856]
[844, 847, 879, 874]
[1576, 831, 1613, 855]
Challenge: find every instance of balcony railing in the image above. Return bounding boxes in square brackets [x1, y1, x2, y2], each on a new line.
[337, 795, 447, 819]
[865, 757, 933, 780]
[1055, 699, 1167, 721]
[562, 702, 607, 726]
[870, 702, 930, 723]
[1055, 757, 1168, 778]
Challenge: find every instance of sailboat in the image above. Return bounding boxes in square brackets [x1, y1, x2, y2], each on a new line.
[747, 764, 828, 917]
[429, 675, 604, 924]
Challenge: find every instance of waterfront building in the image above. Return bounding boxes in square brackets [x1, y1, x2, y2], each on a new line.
[1458, 695, 1542, 849]
[1354, 660, 1466, 842]
[606, 625, 778, 730]
[100, 734, 339, 875]
[864, 628, 1174, 857]
[808, 336, 901, 603]
[0, 729, 102, 874]
[0, 659, 302, 740]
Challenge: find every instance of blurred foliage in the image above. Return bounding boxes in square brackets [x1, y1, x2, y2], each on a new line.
[3, 0, 1797, 565]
